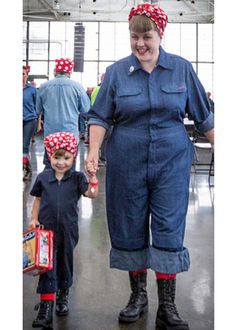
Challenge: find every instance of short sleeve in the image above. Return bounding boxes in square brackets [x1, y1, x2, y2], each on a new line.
[76, 172, 89, 195]
[30, 174, 43, 197]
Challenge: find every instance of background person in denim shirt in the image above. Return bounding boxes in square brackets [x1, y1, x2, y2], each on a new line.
[85, 3, 214, 330]
[36, 58, 90, 168]
[23, 65, 38, 181]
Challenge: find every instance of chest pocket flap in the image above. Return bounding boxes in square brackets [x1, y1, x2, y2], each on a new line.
[117, 87, 142, 97]
[161, 84, 186, 93]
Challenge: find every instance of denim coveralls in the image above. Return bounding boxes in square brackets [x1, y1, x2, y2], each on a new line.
[30, 169, 88, 293]
[89, 47, 214, 274]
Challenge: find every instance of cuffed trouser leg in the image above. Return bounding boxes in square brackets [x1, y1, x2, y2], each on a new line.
[110, 248, 150, 271]
[109, 246, 190, 274]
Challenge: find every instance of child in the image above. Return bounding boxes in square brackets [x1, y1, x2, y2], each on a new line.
[28, 131, 98, 329]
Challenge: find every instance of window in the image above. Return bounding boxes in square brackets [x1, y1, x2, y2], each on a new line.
[23, 21, 214, 93]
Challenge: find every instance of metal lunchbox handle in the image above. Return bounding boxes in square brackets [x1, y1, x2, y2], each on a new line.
[36, 224, 44, 230]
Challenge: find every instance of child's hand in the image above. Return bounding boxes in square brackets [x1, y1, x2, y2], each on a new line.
[28, 219, 40, 231]
[84, 175, 99, 198]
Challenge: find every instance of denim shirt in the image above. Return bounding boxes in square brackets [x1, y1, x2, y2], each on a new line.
[88, 46, 214, 133]
[23, 84, 38, 122]
[36, 76, 90, 138]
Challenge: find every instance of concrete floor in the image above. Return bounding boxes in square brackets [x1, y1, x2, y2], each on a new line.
[23, 135, 214, 330]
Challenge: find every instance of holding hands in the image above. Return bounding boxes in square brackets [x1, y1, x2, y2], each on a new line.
[85, 149, 99, 178]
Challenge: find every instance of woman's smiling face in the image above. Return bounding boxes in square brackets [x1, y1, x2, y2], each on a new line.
[130, 29, 161, 66]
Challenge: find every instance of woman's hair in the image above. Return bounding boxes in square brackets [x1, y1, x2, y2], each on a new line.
[129, 15, 158, 33]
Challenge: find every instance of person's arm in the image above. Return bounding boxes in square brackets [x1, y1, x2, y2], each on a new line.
[204, 128, 214, 146]
[37, 113, 43, 133]
[84, 125, 106, 176]
[84, 175, 99, 198]
[28, 197, 41, 230]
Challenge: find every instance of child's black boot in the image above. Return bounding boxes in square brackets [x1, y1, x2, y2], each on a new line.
[56, 289, 69, 316]
[32, 300, 54, 328]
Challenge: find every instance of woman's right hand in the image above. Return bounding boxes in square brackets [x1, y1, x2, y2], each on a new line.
[84, 124, 107, 177]
[84, 149, 99, 177]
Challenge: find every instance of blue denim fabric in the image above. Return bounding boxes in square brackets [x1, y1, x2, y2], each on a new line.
[23, 119, 37, 156]
[30, 169, 88, 293]
[88, 47, 214, 274]
[23, 84, 38, 121]
[79, 113, 86, 135]
[36, 76, 90, 138]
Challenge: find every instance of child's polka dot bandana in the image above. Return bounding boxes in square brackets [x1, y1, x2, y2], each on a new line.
[44, 132, 78, 159]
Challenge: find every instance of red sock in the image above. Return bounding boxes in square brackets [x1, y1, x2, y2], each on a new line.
[23, 156, 29, 165]
[40, 293, 55, 301]
[155, 272, 176, 280]
[129, 269, 147, 276]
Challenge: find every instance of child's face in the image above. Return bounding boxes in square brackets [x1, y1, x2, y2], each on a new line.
[50, 151, 74, 175]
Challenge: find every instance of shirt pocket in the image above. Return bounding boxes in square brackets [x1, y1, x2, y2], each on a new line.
[116, 87, 143, 114]
[160, 83, 187, 113]
[117, 87, 142, 97]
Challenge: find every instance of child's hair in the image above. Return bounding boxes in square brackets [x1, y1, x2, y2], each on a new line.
[52, 149, 67, 157]
[129, 15, 158, 34]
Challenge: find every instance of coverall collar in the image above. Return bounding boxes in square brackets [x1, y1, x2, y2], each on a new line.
[48, 168, 74, 182]
[128, 46, 174, 75]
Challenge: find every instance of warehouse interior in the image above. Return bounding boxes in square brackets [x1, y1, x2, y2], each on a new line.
[2, 1, 235, 330]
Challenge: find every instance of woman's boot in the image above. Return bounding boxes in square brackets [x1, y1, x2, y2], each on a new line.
[156, 278, 189, 329]
[119, 271, 148, 323]
[56, 289, 69, 316]
[32, 300, 54, 328]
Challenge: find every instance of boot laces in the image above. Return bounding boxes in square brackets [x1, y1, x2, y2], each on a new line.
[34, 301, 51, 318]
[164, 301, 180, 316]
[57, 289, 69, 303]
[126, 292, 137, 306]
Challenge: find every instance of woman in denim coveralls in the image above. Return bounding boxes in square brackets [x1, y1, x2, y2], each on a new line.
[85, 3, 214, 329]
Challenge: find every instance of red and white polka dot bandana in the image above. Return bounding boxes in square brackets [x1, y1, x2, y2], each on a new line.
[129, 3, 168, 38]
[44, 132, 78, 159]
[55, 58, 74, 73]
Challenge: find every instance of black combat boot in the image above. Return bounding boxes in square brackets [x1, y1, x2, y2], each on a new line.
[56, 289, 69, 316]
[32, 300, 54, 328]
[119, 271, 148, 323]
[156, 278, 189, 330]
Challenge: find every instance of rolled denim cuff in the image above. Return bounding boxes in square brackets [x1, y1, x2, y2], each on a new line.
[88, 118, 110, 130]
[109, 247, 150, 271]
[195, 112, 214, 133]
[150, 246, 190, 274]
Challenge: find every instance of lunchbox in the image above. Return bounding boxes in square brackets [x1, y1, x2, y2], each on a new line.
[23, 226, 54, 276]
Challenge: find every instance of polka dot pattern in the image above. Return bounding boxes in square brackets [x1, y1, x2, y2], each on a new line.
[44, 132, 78, 159]
[55, 58, 74, 73]
[129, 3, 168, 38]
